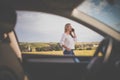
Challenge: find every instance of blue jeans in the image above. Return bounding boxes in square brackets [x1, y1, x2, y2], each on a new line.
[63, 49, 74, 55]
[63, 49, 80, 63]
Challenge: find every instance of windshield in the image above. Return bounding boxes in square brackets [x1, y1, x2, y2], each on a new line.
[77, 0, 120, 32]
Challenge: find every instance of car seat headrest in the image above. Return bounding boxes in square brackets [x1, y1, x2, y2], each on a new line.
[0, 1, 16, 33]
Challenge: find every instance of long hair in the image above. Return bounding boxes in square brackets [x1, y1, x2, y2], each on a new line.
[64, 23, 71, 32]
[64, 23, 73, 38]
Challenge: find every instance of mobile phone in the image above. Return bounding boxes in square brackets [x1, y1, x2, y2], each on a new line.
[72, 28, 74, 32]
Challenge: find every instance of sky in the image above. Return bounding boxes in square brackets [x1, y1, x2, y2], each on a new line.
[15, 0, 120, 42]
[78, 0, 120, 32]
[15, 11, 103, 42]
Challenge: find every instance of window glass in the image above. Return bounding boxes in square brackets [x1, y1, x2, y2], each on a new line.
[77, 0, 120, 32]
[15, 11, 103, 56]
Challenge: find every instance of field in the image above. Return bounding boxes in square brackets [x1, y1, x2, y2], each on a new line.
[20, 42, 100, 57]
[22, 50, 96, 56]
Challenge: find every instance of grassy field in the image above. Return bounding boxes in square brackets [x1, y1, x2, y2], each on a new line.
[22, 50, 96, 56]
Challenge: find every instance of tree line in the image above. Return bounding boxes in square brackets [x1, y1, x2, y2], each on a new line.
[19, 42, 99, 52]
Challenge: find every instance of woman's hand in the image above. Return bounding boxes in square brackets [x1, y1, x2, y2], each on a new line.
[62, 45, 71, 51]
[66, 47, 71, 51]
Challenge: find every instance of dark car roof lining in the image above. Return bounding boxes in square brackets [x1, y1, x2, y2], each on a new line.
[14, 0, 83, 11]
[2, 0, 107, 37]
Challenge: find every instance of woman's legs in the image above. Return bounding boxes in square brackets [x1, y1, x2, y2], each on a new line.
[63, 49, 80, 63]
[63, 49, 74, 55]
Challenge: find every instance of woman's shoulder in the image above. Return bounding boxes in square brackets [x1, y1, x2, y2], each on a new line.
[62, 33, 68, 36]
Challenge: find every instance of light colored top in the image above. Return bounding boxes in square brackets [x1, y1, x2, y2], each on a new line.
[60, 33, 77, 51]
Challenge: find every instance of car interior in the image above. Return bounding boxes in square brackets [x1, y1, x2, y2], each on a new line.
[0, 3, 24, 80]
[0, 0, 120, 80]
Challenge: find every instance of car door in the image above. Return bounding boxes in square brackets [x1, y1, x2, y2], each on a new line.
[15, 11, 104, 80]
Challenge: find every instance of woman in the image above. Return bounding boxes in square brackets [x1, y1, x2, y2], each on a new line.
[60, 23, 77, 55]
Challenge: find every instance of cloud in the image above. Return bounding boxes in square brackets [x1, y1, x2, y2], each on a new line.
[15, 11, 103, 42]
[78, 0, 108, 15]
